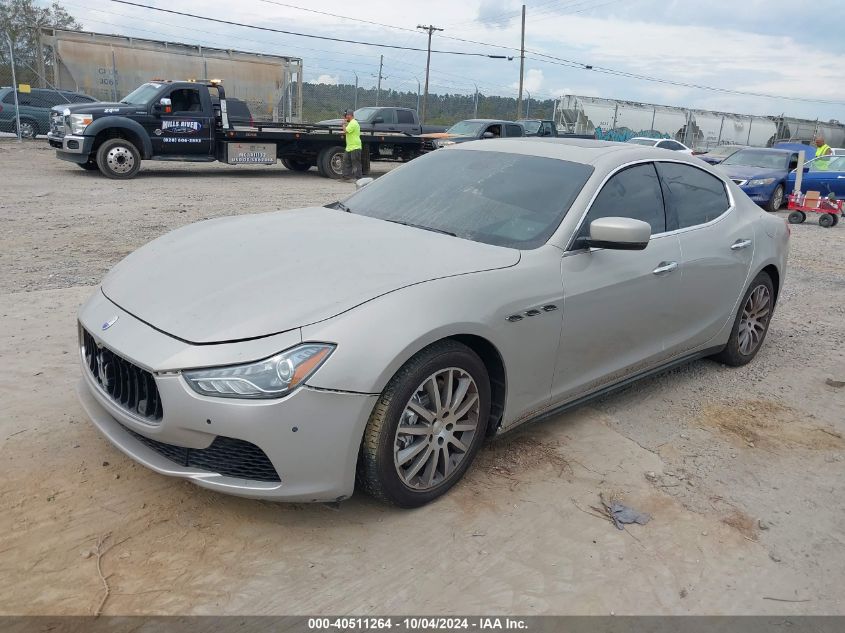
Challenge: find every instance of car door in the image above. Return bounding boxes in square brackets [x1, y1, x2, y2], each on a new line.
[655, 161, 754, 354]
[552, 162, 683, 403]
[505, 123, 524, 138]
[395, 109, 416, 134]
[154, 86, 214, 157]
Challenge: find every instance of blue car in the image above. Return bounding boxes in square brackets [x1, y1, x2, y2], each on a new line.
[786, 155, 845, 199]
[716, 148, 800, 211]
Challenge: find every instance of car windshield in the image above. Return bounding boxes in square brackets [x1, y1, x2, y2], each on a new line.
[343, 149, 593, 249]
[707, 146, 740, 156]
[520, 120, 541, 134]
[627, 138, 657, 146]
[722, 150, 788, 169]
[446, 121, 486, 137]
[120, 83, 162, 105]
[354, 107, 380, 122]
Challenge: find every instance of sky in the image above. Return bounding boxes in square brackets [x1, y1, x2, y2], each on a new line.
[47, 0, 845, 121]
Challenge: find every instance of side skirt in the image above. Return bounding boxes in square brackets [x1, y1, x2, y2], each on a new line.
[496, 346, 724, 437]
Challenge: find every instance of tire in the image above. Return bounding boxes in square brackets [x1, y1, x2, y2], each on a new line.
[96, 138, 141, 180]
[819, 213, 834, 228]
[787, 211, 805, 224]
[357, 340, 491, 508]
[17, 119, 38, 139]
[281, 157, 312, 172]
[831, 213, 839, 227]
[711, 271, 775, 367]
[317, 145, 345, 180]
[765, 184, 784, 212]
[78, 159, 98, 171]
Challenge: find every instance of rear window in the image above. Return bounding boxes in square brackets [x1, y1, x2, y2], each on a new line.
[344, 149, 593, 249]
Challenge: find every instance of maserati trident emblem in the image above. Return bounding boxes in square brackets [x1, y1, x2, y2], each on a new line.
[101, 315, 119, 331]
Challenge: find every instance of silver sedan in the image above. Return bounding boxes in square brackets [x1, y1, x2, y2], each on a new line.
[76, 139, 789, 507]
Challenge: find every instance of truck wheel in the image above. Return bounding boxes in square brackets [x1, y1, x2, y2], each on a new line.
[819, 213, 834, 228]
[281, 158, 312, 172]
[318, 145, 345, 179]
[96, 138, 141, 179]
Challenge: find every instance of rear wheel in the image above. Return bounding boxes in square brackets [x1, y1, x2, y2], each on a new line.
[819, 213, 835, 228]
[17, 119, 38, 139]
[357, 341, 491, 507]
[787, 211, 805, 224]
[317, 145, 345, 179]
[281, 157, 312, 172]
[711, 271, 774, 366]
[766, 185, 784, 212]
[96, 138, 141, 179]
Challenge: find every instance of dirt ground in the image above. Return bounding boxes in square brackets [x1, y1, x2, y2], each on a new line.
[1, 139, 844, 616]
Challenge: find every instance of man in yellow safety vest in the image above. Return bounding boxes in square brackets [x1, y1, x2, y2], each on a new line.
[814, 136, 833, 170]
[341, 109, 362, 182]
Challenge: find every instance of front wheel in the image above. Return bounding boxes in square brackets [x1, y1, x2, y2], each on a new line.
[766, 185, 784, 212]
[96, 138, 141, 179]
[787, 210, 805, 224]
[819, 213, 835, 228]
[357, 341, 491, 507]
[710, 271, 775, 367]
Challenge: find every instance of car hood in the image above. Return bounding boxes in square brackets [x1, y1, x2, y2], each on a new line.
[715, 165, 785, 181]
[52, 102, 126, 115]
[101, 207, 520, 344]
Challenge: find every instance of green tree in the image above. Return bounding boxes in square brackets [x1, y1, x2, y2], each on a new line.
[1, 0, 81, 86]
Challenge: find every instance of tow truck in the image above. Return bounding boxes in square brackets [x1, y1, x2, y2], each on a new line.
[47, 79, 424, 179]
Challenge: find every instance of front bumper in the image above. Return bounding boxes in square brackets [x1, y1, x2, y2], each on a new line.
[739, 183, 778, 204]
[77, 291, 378, 502]
[47, 133, 94, 163]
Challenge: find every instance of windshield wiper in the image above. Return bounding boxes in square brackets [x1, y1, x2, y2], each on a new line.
[385, 219, 456, 237]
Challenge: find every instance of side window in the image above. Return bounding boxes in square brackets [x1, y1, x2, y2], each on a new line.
[574, 163, 666, 247]
[377, 109, 396, 124]
[396, 110, 414, 124]
[1, 91, 16, 104]
[505, 124, 523, 137]
[168, 88, 203, 113]
[788, 154, 799, 171]
[656, 140, 671, 149]
[656, 162, 730, 229]
[485, 124, 502, 138]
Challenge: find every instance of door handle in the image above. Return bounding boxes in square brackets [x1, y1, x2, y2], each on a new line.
[731, 239, 753, 250]
[652, 261, 678, 275]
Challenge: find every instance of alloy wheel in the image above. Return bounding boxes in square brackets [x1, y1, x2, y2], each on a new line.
[19, 121, 36, 139]
[393, 368, 481, 491]
[738, 284, 771, 355]
[771, 186, 784, 210]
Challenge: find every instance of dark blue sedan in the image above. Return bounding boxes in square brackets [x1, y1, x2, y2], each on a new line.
[786, 155, 845, 199]
[716, 148, 800, 212]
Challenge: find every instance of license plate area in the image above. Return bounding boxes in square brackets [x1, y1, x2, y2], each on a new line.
[226, 142, 276, 165]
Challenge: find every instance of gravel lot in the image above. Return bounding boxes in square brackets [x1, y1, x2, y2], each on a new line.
[1, 139, 844, 616]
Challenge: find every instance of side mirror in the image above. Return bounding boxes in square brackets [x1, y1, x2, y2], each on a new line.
[372, 116, 384, 124]
[355, 177, 374, 190]
[482, 131, 495, 139]
[154, 97, 172, 115]
[587, 217, 651, 250]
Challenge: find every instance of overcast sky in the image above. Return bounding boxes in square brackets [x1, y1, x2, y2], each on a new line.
[52, 0, 845, 120]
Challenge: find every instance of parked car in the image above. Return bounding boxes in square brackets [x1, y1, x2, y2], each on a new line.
[627, 137, 693, 154]
[76, 138, 788, 507]
[694, 145, 743, 165]
[517, 119, 558, 137]
[716, 148, 800, 211]
[422, 119, 524, 150]
[0, 87, 95, 138]
[317, 107, 445, 135]
[785, 154, 845, 198]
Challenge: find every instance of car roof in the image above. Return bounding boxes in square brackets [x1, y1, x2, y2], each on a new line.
[452, 137, 707, 168]
[460, 118, 518, 124]
[732, 147, 793, 155]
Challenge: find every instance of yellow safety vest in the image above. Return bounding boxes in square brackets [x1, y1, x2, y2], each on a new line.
[816, 144, 831, 170]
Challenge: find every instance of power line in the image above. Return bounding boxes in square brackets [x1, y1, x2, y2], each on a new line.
[110, 0, 512, 58]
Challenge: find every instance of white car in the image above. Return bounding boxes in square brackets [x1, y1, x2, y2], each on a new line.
[627, 137, 693, 154]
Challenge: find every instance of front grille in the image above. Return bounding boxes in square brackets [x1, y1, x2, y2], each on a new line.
[122, 424, 281, 482]
[50, 112, 65, 138]
[422, 139, 436, 151]
[82, 328, 163, 423]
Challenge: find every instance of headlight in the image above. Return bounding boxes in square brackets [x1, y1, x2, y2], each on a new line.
[748, 178, 776, 187]
[183, 343, 335, 399]
[69, 113, 94, 135]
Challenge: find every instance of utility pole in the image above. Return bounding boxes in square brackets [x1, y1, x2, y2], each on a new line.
[516, 4, 526, 119]
[376, 55, 384, 106]
[5, 32, 22, 142]
[417, 24, 443, 125]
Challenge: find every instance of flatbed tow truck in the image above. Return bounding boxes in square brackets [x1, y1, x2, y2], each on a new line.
[47, 79, 423, 179]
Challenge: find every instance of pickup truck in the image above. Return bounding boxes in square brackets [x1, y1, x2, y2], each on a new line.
[421, 119, 525, 151]
[319, 107, 445, 161]
[47, 80, 424, 179]
[516, 119, 558, 137]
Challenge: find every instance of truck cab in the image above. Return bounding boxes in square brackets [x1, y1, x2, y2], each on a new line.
[517, 119, 558, 137]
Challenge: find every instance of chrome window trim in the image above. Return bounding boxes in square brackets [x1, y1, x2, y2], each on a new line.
[565, 158, 735, 252]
